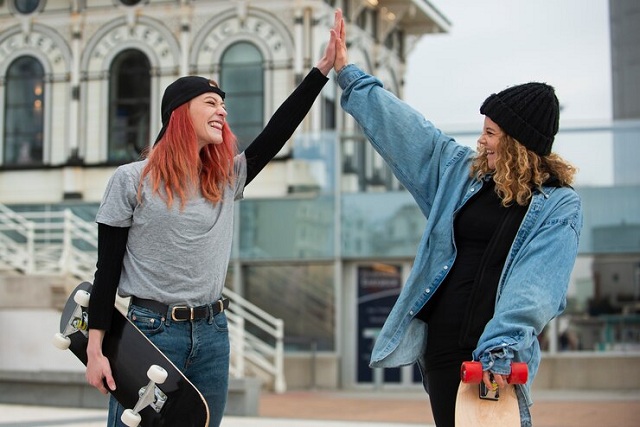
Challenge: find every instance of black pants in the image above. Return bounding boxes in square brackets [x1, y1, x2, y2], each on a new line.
[420, 313, 473, 427]
[424, 363, 461, 427]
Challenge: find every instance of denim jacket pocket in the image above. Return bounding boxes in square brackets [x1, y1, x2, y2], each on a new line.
[128, 305, 165, 337]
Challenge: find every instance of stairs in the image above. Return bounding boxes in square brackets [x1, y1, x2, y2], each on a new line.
[0, 203, 286, 392]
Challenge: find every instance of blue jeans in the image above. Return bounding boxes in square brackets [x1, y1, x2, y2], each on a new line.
[107, 303, 230, 427]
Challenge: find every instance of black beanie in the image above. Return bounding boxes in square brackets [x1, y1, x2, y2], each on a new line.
[154, 76, 225, 144]
[480, 82, 559, 156]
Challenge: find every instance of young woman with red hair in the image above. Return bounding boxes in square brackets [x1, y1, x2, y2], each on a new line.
[85, 12, 342, 427]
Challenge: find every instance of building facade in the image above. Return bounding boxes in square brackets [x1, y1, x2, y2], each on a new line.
[0, 0, 449, 202]
[0, 0, 452, 389]
[609, 0, 640, 186]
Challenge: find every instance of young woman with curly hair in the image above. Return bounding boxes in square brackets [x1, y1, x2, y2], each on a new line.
[332, 10, 582, 427]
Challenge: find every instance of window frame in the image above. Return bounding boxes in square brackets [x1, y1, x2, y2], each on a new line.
[220, 41, 265, 152]
[11, 0, 43, 16]
[3, 55, 46, 167]
[107, 49, 152, 164]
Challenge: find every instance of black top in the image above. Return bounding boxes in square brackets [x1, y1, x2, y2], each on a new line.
[89, 68, 328, 330]
[416, 179, 528, 369]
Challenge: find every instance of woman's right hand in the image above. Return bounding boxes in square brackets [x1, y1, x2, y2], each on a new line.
[334, 9, 348, 73]
[86, 329, 116, 394]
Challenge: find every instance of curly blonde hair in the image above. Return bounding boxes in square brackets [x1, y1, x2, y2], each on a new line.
[471, 135, 577, 207]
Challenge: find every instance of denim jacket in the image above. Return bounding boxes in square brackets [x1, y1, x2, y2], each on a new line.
[337, 65, 582, 419]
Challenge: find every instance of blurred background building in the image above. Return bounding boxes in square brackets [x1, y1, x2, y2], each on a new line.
[0, 0, 638, 408]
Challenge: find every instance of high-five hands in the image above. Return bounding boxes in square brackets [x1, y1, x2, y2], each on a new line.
[316, 9, 344, 75]
[333, 9, 347, 73]
[316, 9, 347, 76]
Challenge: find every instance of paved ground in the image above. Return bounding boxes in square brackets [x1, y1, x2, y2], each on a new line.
[259, 389, 640, 427]
[0, 389, 639, 427]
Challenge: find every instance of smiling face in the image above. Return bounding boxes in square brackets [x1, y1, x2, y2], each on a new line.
[478, 116, 505, 170]
[189, 92, 227, 149]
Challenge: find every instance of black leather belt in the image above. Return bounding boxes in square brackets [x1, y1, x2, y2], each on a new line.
[131, 297, 229, 321]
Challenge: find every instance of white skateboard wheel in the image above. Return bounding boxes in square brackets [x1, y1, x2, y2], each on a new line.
[52, 332, 71, 350]
[147, 365, 168, 384]
[121, 408, 141, 427]
[74, 290, 91, 307]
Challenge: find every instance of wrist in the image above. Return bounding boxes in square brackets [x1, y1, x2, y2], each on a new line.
[335, 63, 348, 75]
[315, 59, 331, 76]
[87, 329, 105, 356]
[86, 343, 103, 358]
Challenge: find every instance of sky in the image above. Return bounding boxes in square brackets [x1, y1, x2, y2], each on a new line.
[403, 0, 613, 185]
[405, 0, 612, 125]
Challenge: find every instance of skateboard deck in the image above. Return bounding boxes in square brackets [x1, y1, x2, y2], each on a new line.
[53, 281, 210, 427]
[455, 361, 527, 427]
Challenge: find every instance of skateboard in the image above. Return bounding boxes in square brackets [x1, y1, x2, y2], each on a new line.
[53, 281, 210, 427]
[455, 361, 528, 427]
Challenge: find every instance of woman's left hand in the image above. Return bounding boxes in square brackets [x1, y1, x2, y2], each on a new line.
[483, 371, 508, 390]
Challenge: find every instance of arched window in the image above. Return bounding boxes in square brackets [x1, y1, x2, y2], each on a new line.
[13, 0, 42, 15]
[4, 56, 45, 166]
[108, 49, 150, 163]
[220, 42, 264, 152]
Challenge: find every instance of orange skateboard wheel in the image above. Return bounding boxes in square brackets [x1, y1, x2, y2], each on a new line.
[507, 362, 528, 384]
[460, 361, 528, 384]
[460, 361, 483, 383]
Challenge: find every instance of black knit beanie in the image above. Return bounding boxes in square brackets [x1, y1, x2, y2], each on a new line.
[480, 82, 559, 156]
[154, 76, 225, 145]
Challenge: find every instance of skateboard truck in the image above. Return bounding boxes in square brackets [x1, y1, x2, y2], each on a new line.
[137, 383, 168, 412]
[121, 365, 168, 427]
[52, 289, 91, 349]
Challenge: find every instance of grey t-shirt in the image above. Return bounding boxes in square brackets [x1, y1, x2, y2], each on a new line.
[96, 155, 247, 306]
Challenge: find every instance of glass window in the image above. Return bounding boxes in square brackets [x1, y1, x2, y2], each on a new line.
[341, 129, 368, 191]
[323, 98, 336, 130]
[119, 0, 143, 6]
[13, 0, 41, 14]
[108, 49, 151, 163]
[355, 10, 367, 30]
[322, 78, 336, 131]
[244, 263, 335, 351]
[342, 192, 426, 258]
[343, 0, 350, 19]
[239, 196, 335, 260]
[4, 56, 45, 166]
[220, 42, 264, 152]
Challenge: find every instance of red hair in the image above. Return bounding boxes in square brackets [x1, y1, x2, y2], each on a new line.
[140, 103, 238, 209]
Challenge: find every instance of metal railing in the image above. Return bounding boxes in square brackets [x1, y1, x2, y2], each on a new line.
[0, 203, 34, 272]
[225, 288, 286, 392]
[0, 203, 286, 392]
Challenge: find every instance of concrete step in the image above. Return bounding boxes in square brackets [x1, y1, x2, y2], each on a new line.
[0, 273, 79, 310]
